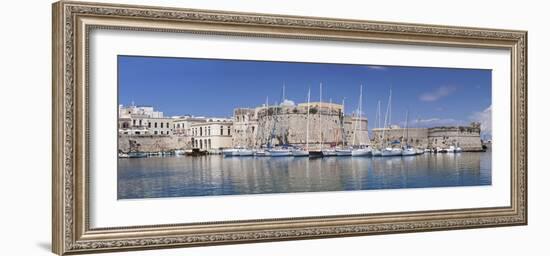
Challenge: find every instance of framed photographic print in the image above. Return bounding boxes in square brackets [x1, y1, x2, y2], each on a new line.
[52, 1, 527, 255]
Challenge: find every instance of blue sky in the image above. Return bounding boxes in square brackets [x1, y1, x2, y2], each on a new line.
[118, 55, 492, 135]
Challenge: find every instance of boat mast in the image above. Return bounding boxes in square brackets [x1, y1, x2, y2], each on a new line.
[353, 85, 363, 146]
[404, 109, 409, 147]
[341, 97, 346, 147]
[306, 87, 310, 151]
[319, 83, 323, 150]
[382, 87, 392, 148]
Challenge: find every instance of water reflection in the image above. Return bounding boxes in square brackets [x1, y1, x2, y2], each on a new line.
[118, 152, 491, 199]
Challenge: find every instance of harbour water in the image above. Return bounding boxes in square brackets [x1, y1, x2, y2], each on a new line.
[118, 151, 491, 199]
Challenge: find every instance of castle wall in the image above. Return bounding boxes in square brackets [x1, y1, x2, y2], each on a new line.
[428, 127, 483, 151]
[233, 105, 368, 149]
[372, 125, 483, 151]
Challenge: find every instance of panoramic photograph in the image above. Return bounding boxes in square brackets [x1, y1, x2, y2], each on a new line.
[117, 55, 492, 200]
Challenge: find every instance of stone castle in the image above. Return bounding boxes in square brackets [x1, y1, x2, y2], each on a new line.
[232, 102, 368, 150]
[118, 103, 484, 153]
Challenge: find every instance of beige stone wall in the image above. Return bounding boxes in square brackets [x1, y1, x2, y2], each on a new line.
[428, 127, 483, 151]
[253, 111, 368, 149]
[371, 126, 483, 151]
[372, 128, 429, 148]
[118, 135, 191, 153]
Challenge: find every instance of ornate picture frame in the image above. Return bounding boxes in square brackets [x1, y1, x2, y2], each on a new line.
[52, 1, 527, 255]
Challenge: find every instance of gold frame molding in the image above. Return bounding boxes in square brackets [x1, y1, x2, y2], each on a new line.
[52, 1, 527, 255]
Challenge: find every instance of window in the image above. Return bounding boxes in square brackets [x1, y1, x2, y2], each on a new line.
[161, 131, 164, 135]
[228, 127, 231, 136]
[166, 122, 169, 128]
[135, 131, 140, 135]
[133, 120, 136, 126]
[161, 123, 164, 128]
[200, 127, 203, 136]
[208, 139, 211, 149]
[139, 120, 142, 126]
[200, 139, 203, 149]
[252, 127, 255, 133]
[148, 122, 151, 128]
[167, 131, 169, 135]
[154, 131, 158, 135]
[154, 122, 157, 128]
[220, 126, 224, 135]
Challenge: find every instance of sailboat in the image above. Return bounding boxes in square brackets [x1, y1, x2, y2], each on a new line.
[371, 100, 382, 157]
[255, 97, 270, 157]
[266, 84, 292, 157]
[381, 87, 403, 157]
[401, 110, 417, 156]
[309, 83, 324, 158]
[293, 88, 310, 157]
[351, 84, 371, 157]
[335, 97, 353, 156]
[320, 85, 337, 157]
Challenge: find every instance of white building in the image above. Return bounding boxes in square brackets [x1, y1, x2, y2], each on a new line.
[118, 104, 173, 135]
[190, 118, 233, 150]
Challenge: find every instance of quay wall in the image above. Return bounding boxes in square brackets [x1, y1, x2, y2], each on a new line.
[118, 135, 190, 153]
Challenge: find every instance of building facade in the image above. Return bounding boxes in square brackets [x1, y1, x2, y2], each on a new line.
[118, 104, 173, 135]
[190, 118, 233, 151]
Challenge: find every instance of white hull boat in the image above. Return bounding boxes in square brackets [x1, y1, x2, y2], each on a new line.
[351, 148, 371, 157]
[401, 147, 417, 156]
[292, 149, 309, 157]
[238, 149, 255, 156]
[322, 149, 337, 157]
[371, 149, 382, 157]
[335, 148, 352, 156]
[254, 150, 268, 157]
[381, 148, 403, 157]
[222, 148, 239, 157]
[267, 148, 292, 157]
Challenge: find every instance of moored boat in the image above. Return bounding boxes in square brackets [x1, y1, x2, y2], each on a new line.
[238, 149, 255, 156]
[381, 147, 403, 157]
[351, 147, 371, 157]
[335, 148, 352, 156]
[222, 148, 239, 157]
[267, 148, 292, 157]
[401, 146, 417, 156]
[127, 152, 148, 158]
[292, 149, 309, 157]
[322, 148, 337, 157]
